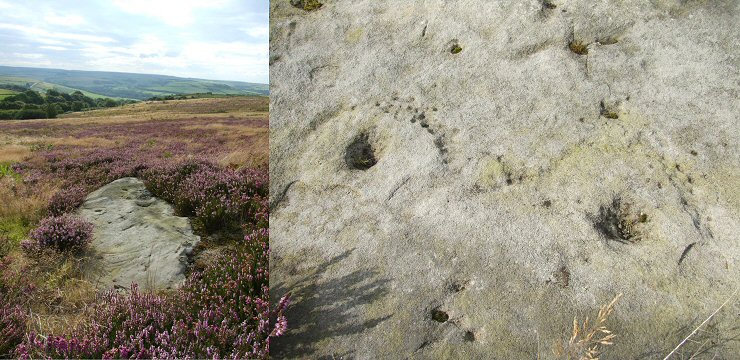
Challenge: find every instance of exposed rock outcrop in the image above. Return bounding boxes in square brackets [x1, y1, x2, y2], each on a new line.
[80, 178, 198, 290]
[270, 0, 739, 358]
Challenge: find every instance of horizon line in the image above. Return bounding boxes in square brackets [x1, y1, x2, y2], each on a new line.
[0, 64, 269, 85]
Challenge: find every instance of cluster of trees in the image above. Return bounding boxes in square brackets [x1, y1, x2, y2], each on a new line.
[0, 89, 136, 120]
[1, 84, 28, 92]
[147, 92, 217, 101]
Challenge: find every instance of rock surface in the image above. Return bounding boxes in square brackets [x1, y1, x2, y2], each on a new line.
[79, 178, 198, 290]
[270, 0, 739, 358]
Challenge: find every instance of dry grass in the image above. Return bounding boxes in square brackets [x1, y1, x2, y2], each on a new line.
[7, 249, 98, 336]
[217, 129, 269, 168]
[0, 144, 30, 163]
[0, 134, 116, 163]
[663, 288, 738, 360]
[218, 148, 268, 169]
[0, 177, 55, 221]
[45, 136, 117, 148]
[182, 123, 267, 136]
[0, 178, 97, 341]
[553, 294, 622, 360]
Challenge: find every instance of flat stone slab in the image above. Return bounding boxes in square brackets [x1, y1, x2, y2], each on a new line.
[270, 1, 740, 358]
[79, 177, 198, 290]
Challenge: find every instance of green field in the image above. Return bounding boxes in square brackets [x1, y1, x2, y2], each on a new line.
[0, 66, 269, 100]
[0, 75, 111, 99]
[0, 88, 17, 100]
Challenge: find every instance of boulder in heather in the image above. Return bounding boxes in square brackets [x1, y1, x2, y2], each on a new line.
[79, 177, 199, 291]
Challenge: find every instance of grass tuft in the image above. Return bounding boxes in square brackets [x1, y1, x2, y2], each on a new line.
[569, 40, 589, 55]
[553, 293, 622, 360]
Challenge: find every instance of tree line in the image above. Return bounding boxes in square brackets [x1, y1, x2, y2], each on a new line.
[0, 88, 136, 120]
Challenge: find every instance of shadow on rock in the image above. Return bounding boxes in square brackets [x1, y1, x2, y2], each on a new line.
[271, 249, 391, 358]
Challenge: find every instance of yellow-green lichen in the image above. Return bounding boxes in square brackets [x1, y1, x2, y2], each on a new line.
[478, 157, 506, 188]
[346, 28, 364, 44]
[291, 0, 323, 11]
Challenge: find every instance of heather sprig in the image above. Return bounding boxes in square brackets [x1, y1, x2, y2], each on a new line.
[140, 158, 219, 212]
[0, 304, 26, 358]
[28, 215, 94, 253]
[48, 185, 88, 216]
[180, 167, 266, 230]
[0, 256, 35, 358]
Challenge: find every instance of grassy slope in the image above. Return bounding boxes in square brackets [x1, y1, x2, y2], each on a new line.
[0, 75, 111, 99]
[0, 66, 269, 100]
[0, 88, 18, 100]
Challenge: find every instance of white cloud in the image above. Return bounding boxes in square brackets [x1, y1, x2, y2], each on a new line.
[34, 37, 71, 46]
[130, 35, 169, 58]
[243, 26, 268, 38]
[44, 13, 87, 27]
[12, 53, 45, 59]
[8, 53, 53, 67]
[76, 40, 267, 82]
[180, 41, 267, 67]
[179, 41, 268, 81]
[0, 1, 10, 9]
[111, 0, 231, 27]
[79, 35, 168, 61]
[0, 23, 114, 43]
[39, 45, 68, 51]
[3, 58, 52, 67]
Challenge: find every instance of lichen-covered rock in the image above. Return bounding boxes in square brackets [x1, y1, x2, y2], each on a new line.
[270, 0, 739, 358]
[79, 178, 198, 291]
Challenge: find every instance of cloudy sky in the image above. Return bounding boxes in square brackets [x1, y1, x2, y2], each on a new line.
[0, 0, 268, 83]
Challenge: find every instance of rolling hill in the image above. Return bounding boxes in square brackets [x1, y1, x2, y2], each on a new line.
[0, 66, 269, 100]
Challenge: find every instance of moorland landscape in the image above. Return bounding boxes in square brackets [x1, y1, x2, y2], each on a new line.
[0, 93, 286, 358]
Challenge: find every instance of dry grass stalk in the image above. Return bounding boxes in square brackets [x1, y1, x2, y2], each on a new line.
[663, 287, 738, 360]
[554, 293, 622, 360]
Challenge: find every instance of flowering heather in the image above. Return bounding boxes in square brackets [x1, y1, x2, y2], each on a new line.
[140, 159, 268, 230]
[28, 215, 94, 253]
[0, 305, 26, 358]
[180, 166, 268, 230]
[0, 256, 34, 357]
[0, 256, 35, 306]
[140, 158, 219, 210]
[48, 185, 88, 216]
[35, 146, 144, 189]
[17, 229, 289, 359]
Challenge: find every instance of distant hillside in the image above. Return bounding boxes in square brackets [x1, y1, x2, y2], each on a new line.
[0, 66, 269, 100]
